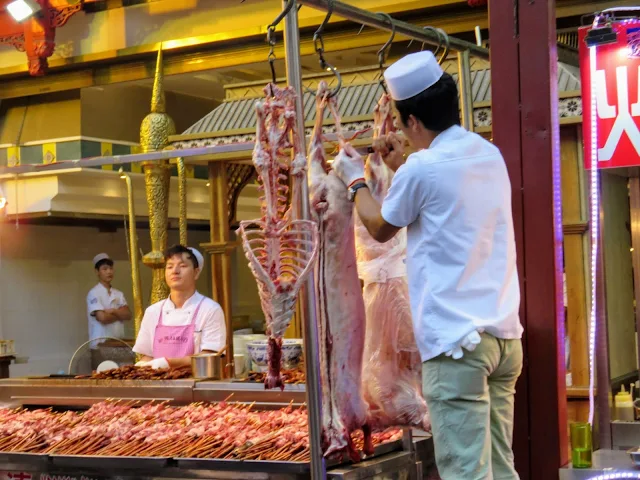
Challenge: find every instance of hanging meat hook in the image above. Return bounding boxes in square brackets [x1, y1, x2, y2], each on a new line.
[307, 0, 342, 98]
[265, 0, 296, 95]
[375, 12, 396, 94]
[406, 26, 450, 64]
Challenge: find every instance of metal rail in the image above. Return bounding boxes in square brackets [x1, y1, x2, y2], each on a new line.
[458, 50, 475, 132]
[283, 1, 326, 478]
[298, 0, 490, 60]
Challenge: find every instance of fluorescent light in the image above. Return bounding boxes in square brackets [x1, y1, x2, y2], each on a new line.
[6, 0, 41, 22]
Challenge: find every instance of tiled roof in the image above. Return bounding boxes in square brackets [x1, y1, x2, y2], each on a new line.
[182, 62, 581, 137]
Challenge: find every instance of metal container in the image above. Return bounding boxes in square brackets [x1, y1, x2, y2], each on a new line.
[191, 347, 227, 380]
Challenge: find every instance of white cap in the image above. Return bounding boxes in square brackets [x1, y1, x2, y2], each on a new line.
[383, 51, 444, 101]
[93, 253, 112, 267]
[188, 247, 204, 270]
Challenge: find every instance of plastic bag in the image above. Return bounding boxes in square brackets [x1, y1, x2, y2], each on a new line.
[353, 94, 429, 430]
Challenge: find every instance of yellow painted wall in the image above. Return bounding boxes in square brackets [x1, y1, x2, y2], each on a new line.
[81, 84, 217, 142]
[0, 91, 81, 145]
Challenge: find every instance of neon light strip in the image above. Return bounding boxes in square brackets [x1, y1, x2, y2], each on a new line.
[588, 44, 599, 427]
[586, 473, 640, 480]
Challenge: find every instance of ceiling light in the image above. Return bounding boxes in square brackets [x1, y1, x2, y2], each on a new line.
[0, 186, 7, 210]
[6, 0, 41, 22]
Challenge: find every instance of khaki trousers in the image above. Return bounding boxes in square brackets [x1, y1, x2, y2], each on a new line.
[422, 333, 523, 480]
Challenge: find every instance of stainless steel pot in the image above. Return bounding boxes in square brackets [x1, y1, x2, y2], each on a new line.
[190, 346, 227, 380]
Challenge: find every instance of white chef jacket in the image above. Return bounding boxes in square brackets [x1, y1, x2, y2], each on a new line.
[87, 283, 128, 348]
[132, 291, 226, 357]
[380, 125, 523, 362]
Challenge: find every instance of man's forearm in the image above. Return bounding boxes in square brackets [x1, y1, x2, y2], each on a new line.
[354, 189, 397, 243]
[95, 311, 119, 325]
[115, 306, 132, 321]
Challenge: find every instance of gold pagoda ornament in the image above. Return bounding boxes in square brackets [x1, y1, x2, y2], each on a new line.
[140, 47, 175, 305]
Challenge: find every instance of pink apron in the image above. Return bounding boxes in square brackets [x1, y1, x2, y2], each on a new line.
[152, 297, 205, 358]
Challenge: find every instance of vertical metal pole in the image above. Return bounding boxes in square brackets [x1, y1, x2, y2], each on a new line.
[283, 2, 326, 479]
[457, 49, 475, 132]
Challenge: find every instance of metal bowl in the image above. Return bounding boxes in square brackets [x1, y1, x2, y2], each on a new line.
[191, 347, 226, 380]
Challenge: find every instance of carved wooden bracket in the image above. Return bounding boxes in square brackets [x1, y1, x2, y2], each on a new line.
[226, 163, 256, 228]
[0, 1, 82, 76]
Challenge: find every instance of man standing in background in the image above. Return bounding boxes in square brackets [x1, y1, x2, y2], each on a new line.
[87, 253, 131, 369]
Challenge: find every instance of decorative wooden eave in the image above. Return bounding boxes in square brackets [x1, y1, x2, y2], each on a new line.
[169, 59, 583, 154]
[169, 60, 582, 228]
[0, 0, 82, 76]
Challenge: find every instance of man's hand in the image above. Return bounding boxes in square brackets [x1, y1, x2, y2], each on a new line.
[373, 132, 406, 172]
[332, 143, 365, 187]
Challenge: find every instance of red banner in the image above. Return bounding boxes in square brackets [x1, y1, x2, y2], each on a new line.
[579, 20, 640, 169]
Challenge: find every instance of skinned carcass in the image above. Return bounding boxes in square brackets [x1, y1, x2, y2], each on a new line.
[308, 81, 372, 462]
[354, 94, 430, 431]
[237, 84, 319, 390]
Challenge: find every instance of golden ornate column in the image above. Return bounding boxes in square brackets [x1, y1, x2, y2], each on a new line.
[140, 47, 175, 305]
[201, 161, 235, 378]
[120, 170, 144, 338]
[177, 157, 188, 246]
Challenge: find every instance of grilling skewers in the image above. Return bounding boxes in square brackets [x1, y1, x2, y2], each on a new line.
[0, 400, 401, 462]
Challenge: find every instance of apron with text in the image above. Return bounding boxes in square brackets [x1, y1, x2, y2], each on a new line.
[152, 297, 205, 358]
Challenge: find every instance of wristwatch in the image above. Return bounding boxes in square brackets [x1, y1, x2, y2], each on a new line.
[348, 182, 368, 202]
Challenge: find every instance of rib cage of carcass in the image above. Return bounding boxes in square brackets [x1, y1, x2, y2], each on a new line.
[237, 84, 319, 390]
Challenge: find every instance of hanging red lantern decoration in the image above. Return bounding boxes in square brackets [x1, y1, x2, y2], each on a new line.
[0, 0, 82, 76]
[467, 0, 487, 6]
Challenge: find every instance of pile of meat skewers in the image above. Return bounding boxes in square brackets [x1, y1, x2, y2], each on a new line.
[0, 401, 401, 462]
[241, 367, 305, 385]
[75, 365, 192, 380]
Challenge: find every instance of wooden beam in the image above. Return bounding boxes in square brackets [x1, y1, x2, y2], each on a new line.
[489, 0, 567, 477]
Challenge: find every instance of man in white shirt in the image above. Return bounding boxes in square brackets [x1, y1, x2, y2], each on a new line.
[333, 51, 524, 480]
[133, 245, 226, 370]
[87, 253, 131, 348]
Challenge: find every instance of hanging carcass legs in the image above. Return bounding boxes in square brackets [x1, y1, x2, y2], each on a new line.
[308, 81, 372, 462]
[237, 84, 319, 390]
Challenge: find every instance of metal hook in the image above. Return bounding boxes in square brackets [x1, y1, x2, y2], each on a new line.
[264, 0, 296, 96]
[407, 26, 442, 55]
[436, 28, 450, 64]
[306, 0, 341, 98]
[325, 64, 342, 98]
[268, 0, 295, 32]
[375, 12, 395, 94]
[315, 0, 334, 37]
[376, 12, 395, 67]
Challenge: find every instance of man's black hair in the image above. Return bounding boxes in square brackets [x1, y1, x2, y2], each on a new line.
[164, 244, 199, 269]
[95, 258, 114, 270]
[394, 72, 460, 133]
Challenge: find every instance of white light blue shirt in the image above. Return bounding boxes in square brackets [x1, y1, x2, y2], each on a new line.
[381, 125, 523, 362]
[87, 283, 128, 348]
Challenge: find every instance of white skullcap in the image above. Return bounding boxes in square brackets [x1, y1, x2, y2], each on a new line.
[93, 253, 112, 267]
[384, 51, 444, 101]
[188, 247, 204, 270]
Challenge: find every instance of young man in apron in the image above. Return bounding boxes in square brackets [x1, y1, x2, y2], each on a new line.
[133, 245, 226, 369]
[333, 51, 523, 479]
